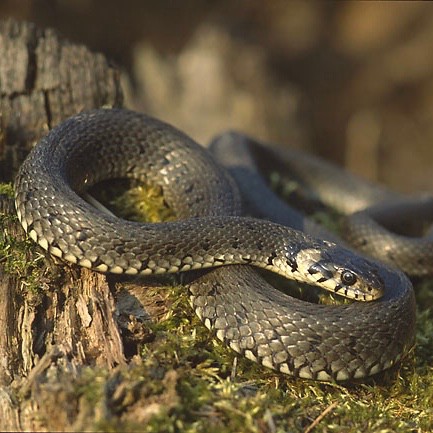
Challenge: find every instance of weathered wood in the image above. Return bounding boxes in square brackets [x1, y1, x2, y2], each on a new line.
[0, 19, 149, 432]
[0, 18, 123, 182]
[1, 191, 172, 431]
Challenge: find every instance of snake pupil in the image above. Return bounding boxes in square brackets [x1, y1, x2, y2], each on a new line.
[341, 270, 357, 286]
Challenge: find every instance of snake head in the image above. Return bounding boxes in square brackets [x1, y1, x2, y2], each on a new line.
[331, 264, 384, 301]
[284, 241, 385, 301]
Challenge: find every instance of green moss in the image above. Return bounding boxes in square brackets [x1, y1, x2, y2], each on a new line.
[0, 183, 46, 294]
[89, 179, 175, 223]
[0, 182, 14, 196]
[77, 275, 431, 433]
[87, 178, 433, 433]
[2, 179, 433, 433]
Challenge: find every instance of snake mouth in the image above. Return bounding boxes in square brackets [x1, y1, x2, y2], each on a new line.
[252, 268, 352, 306]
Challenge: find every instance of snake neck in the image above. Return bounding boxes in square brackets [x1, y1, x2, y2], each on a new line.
[15, 189, 383, 301]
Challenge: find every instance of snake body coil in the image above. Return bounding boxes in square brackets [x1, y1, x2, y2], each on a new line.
[15, 108, 415, 381]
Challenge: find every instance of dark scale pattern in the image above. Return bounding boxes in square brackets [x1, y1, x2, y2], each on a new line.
[190, 265, 414, 381]
[210, 131, 433, 278]
[15, 108, 416, 381]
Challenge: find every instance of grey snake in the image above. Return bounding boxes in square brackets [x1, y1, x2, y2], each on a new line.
[14, 108, 417, 382]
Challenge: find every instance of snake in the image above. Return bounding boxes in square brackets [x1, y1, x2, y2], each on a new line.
[209, 131, 433, 276]
[14, 108, 416, 382]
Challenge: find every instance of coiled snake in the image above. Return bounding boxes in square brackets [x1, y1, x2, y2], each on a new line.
[15, 108, 416, 382]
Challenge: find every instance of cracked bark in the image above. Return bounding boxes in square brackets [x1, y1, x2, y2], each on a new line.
[0, 18, 123, 182]
[0, 19, 161, 432]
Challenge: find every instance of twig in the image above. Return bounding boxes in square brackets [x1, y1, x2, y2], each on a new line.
[303, 401, 338, 433]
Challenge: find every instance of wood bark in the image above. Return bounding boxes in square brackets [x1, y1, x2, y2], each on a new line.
[0, 18, 123, 181]
[0, 19, 157, 431]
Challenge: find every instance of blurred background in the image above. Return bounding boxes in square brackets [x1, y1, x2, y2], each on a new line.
[2, 0, 433, 193]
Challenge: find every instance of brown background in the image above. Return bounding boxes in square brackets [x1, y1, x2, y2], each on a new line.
[2, 0, 433, 193]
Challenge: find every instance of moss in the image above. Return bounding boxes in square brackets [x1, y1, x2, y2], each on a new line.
[84, 178, 433, 432]
[2, 179, 433, 433]
[0, 182, 14, 196]
[72, 275, 431, 433]
[89, 179, 175, 223]
[0, 182, 47, 294]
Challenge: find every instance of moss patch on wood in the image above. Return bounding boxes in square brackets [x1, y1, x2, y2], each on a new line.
[1, 180, 432, 432]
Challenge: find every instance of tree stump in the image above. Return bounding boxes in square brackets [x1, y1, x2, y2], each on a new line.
[0, 19, 158, 431]
[0, 18, 123, 181]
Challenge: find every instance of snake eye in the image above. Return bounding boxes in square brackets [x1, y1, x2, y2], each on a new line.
[341, 270, 357, 286]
